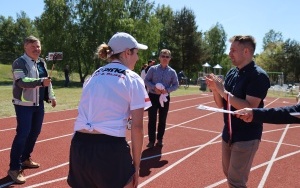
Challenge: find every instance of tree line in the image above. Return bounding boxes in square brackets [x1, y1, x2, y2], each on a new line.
[0, 0, 299, 84]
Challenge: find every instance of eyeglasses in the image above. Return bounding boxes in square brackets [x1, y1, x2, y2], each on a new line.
[160, 55, 170, 59]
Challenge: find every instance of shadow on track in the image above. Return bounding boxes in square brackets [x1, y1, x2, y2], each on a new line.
[139, 146, 168, 177]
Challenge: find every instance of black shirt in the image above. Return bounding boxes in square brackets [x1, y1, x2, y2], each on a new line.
[37, 60, 48, 102]
[222, 61, 270, 143]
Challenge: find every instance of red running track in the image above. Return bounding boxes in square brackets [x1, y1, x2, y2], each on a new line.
[0, 93, 299, 188]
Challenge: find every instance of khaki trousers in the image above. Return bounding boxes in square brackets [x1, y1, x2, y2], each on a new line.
[222, 139, 260, 188]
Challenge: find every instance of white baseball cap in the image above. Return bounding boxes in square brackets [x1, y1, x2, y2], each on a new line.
[108, 32, 148, 54]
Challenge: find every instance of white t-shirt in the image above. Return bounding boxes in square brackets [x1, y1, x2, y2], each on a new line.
[140, 69, 146, 80]
[74, 62, 152, 137]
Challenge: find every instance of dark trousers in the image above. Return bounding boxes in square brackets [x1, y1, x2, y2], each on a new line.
[10, 103, 45, 170]
[64, 76, 70, 87]
[147, 93, 170, 143]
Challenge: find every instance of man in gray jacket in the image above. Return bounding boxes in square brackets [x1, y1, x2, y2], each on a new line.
[8, 35, 56, 184]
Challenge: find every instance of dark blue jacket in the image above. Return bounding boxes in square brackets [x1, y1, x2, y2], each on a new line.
[253, 104, 300, 124]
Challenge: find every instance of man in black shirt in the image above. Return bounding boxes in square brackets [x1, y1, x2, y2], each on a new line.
[206, 35, 270, 187]
[145, 60, 155, 73]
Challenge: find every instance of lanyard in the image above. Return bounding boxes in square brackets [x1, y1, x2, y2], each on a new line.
[227, 94, 232, 146]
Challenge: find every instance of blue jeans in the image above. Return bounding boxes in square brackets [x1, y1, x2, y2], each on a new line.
[9, 103, 45, 170]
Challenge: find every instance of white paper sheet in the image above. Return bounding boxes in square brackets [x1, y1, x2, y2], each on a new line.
[197, 104, 235, 114]
[290, 112, 300, 116]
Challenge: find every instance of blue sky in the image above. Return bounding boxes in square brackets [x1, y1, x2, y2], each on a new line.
[1, 0, 299, 54]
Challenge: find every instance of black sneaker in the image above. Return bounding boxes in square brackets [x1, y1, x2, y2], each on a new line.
[146, 142, 154, 148]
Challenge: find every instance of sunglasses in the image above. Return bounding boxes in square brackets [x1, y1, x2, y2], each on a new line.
[160, 55, 170, 59]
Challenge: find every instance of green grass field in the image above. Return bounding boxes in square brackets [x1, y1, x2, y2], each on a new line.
[0, 63, 297, 118]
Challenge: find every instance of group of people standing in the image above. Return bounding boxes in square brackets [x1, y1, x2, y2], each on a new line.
[7, 32, 300, 188]
[67, 33, 179, 187]
[8, 32, 179, 188]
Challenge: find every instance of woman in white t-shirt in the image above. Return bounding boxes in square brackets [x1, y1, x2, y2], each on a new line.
[67, 32, 151, 188]
[140, 63, 148, 80]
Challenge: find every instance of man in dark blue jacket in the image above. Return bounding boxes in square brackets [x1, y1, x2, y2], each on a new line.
[235, 104, 300, 124]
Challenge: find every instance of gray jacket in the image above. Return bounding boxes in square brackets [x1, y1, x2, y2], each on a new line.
[12, 54, 55, 106]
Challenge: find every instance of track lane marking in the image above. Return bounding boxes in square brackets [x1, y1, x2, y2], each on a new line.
[258, 124, 290, 187]
[0, 118, 76, 132]
[138, 135, 222, 187]
[205, 149, 300, 188]
[0, 134, 73, 152]
[1, 96, 299, 187]
[0, 95, 210, 131]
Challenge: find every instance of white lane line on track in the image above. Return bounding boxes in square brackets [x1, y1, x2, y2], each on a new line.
[0, 103, 220, 187]
[262, 138, 300, 148]
[26, 163, 69, 178]
[178, 125, 221, 134]
[0, 94, 210, 120]
[128, 111, 217, 144]
[171, 95, 212, 103]
[252, 149, 300, 170]
[0, 108, 78, 120]
[205, 97, 294, 188]
[138, 134, 222, 187]
[0, 95, 208, 131]
[0, 134, 73, 152]
[257, 97, 297, 187]
[8, 141, 224, 188]
[1, 101, 216, 152]
[141, 141, 222, 161]
[1, 100, 216, 152]
[35, 134, 73, 143]
[258, 124, 290, 187]
[21, 142, 224, 188]
[24, 177, 67, 188]
[262, 124, 300, 132]
[0, 97, 218, 186]
[264, 98, 280, 107]
[0, 127, 17, 132]
[2, 96, 297, 187]
[4, 147, 300, 188]
[4, 125, 300, 186]
[0, 118, 76, 132]
[205, 149, 300, 188]
[0, 162, 69, 188]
